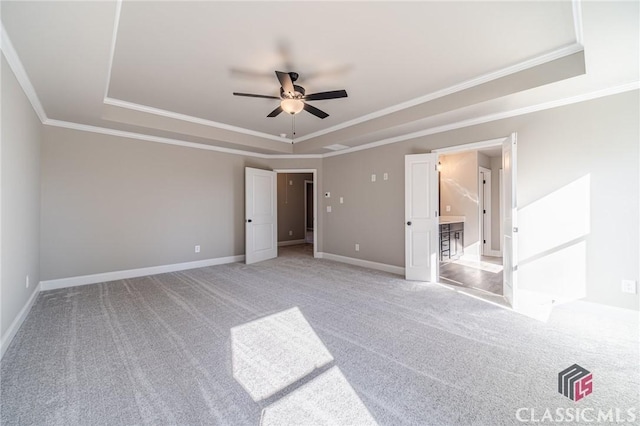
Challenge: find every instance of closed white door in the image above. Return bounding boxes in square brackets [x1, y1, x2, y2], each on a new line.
[405, 153, 439, 282]
[245, 167, 277, 265]
[502, 134, 518, 308]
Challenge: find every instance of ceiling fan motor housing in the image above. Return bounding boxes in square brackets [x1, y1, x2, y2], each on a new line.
[280, 85, 306, 99]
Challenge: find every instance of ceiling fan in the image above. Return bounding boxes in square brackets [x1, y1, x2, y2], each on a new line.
[233, 71, 348, 119]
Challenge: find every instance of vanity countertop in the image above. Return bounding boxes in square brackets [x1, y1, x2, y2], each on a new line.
[439, 215, 465, 224]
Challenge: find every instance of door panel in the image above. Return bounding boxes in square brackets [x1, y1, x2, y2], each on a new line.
[502, 134, 518, 308]
[246, 168, 277, 264]
[405, 154, 439, 282]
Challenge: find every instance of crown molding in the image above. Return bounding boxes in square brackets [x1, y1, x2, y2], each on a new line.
[103, 0, 123, 100]
[294, 43, 585, 144]
[104, 97, 290, 144]
[322, 81, 639, 158]
[43, 118, 322, 159]
[1, 24, 48, 123]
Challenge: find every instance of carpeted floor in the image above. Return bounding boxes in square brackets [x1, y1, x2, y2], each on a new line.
[1, 245, 638, 425]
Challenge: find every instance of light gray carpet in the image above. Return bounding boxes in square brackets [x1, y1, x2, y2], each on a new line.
[1, 245, 638, 425]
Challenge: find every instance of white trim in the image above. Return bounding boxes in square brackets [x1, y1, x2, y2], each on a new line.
[325, 81, 639, 159]
[317, 252, 404, 276]
[433, 138, 506, 154]
[0, 24, 47, 123]
[39, 255, 245, 291]
[278, 239, 306, 247]
[104, 97, 290, 144]
[486, 250, 502, 258]
[103, 0, 123, 100]
[572, 0, 584, 46]
[274, 169, 318, 258]
[294, 44, 584, 143]
[1, 284, 41, 359]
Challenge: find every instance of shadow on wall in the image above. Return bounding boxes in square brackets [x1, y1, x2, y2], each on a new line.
[518, 175, 591, 304]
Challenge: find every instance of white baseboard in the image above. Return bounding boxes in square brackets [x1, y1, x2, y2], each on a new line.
[317, 252, 404, 276]
[39, 255, 245, 291]
[277, 239, 306, 247]
[486, 249, 502, 257]
[1, 283, 41, 360]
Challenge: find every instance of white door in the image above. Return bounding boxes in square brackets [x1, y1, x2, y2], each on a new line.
[245, 167, 277, 264]
[502, 134, 518, 307]
[405, 153, 439, 281]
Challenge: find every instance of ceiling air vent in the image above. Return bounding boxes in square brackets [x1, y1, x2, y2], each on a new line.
[324, 144, 350, 151]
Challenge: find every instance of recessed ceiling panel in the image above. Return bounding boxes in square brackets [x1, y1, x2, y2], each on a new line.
[108, 1, 576, 138]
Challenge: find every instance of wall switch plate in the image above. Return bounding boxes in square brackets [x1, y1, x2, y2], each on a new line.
[371, 174, 376, 182]
[289, 180, 293, 186]
[622, 280, 637, 294]
[446, 205, 451, 212]
[383, 173, 388, 180]
[355, 243, 360, 251]
[289, 230, 293, 236]
[195, 245, 200, 253]
[340, 197, 344, 204]
[325, 192, 330, 198]
[326, 206, 332, 213]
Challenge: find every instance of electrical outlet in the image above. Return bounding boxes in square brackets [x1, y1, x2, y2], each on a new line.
[195, 245, 200, 253]
[622, 280, 637, 294]
[446, 205, 451, 212]
[289, 180, 293, 186]
[289, 230, 293, 236]
[355, 243, 360, 251]
[326, 206, 332, 213]
[26, 275, 29, 289]
[340, 197, 344, 204]
[383, 173, 389, 180]
[371, 174, 376, 182]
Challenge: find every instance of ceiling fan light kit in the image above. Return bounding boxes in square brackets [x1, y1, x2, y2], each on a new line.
[233, 71, 348, 120]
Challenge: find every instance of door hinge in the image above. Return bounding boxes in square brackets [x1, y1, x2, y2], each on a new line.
[483, 209, 486, 214]
[483, 240, 486, 244]
[483, 180, 486, 184]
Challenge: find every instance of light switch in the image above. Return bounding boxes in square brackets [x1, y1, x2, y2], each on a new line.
[371, 174, 376, 182]
[340, 197, 344, 204]
[289, 180, 293, 186]
[327, 206, 332, 213]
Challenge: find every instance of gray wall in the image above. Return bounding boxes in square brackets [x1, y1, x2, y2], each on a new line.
[1, 56, 42, 339]
[321, 91, 639, 310]
[40, 126, 321, 280]
[277, 172, 313, 242]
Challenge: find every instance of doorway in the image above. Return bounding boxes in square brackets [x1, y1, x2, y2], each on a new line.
[405, 135, 518, 308]
[274, 169, 318, 258]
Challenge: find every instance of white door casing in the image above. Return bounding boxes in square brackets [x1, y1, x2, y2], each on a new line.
[479, 167, 492, 256]
[405, 153, 439, 282]
[502, 133, 518, 308]
[245, 167, 277, 265]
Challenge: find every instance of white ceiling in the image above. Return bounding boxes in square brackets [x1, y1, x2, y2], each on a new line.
[1, 1, 638, 156]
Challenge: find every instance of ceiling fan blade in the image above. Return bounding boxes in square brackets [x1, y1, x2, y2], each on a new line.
[275, 71, 295, 94]
[267, 106, 283, 118]
[233, 92, 280, 99]
[303, 103, 329, 119]
[303, 90, 348, 101]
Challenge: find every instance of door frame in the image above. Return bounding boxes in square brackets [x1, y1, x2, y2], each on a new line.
[274, 169, 318, 258]
[432, 136, 518, 307]
[304, 180, 314, 243]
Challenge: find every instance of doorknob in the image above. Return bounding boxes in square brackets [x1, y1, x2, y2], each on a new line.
[247, 219, 252, 223]
[407, 221, 412, 226]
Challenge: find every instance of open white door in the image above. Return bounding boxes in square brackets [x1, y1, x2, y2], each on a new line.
[245, 167, 277, 265]
[405, 153, 439, 282]
[502, 133, 518, 307]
